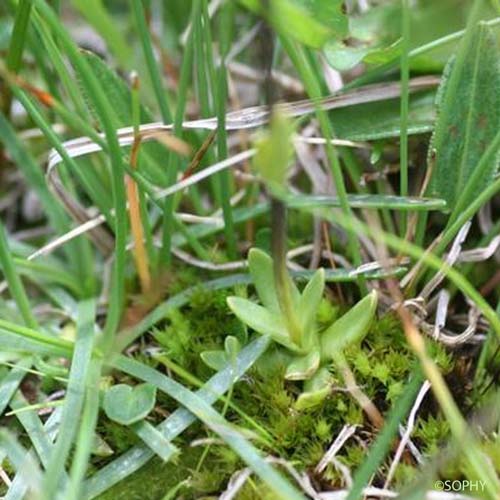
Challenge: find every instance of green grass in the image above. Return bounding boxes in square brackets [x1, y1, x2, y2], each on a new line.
[0, 1, 500, 499]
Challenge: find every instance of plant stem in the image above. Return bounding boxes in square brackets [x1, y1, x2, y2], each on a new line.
[271, 199, 301, 346]
[280, 36, 367, 295]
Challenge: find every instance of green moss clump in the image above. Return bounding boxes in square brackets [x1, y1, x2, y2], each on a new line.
[97, 300, 464, 498]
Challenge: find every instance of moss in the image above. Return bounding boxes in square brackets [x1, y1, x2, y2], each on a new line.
[95, 300, 466, 498]
[96, 447, 205, 500]
[96, 415, 140, 456]
[414, 415, 450, 455]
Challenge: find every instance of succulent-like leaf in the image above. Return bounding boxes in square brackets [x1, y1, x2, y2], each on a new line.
[321, 291, 378, 360]
[285, 349, 320, 381]
[227, 297, 300, 351]
[103, 383, 156, 425]
[298, 268, 325, 345]
[248, 248, 280, 313]
[295, 367, 332, 410]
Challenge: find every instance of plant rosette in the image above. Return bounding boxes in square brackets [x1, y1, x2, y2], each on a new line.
[202, 248, 378, 410]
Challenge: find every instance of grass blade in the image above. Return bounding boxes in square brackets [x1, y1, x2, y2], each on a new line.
[285, 194, 447, 211]
[0, 223, 37, 328]
[0, 357, 32, 415]
[42, 299, 96, 500]
[347, 369, 423, 500]
[130, 0, 172, 123]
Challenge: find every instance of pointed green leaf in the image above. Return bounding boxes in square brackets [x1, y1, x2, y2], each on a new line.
[285, 349, 320, 381]
[321, 291, 378, 359]
[248, 248, 280, 313]
[299, 268, 325, 337]
[427, 22, 500, 211]
[295, 367, 332, 410]
[227, 297, 300, 351]
[103, 383, 156, 425]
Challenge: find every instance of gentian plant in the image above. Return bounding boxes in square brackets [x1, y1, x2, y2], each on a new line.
[227, 249, 378, 409]
[204, 110, 378, 409]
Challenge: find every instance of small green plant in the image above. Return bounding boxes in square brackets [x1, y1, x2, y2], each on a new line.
[225, 248, 378, 409]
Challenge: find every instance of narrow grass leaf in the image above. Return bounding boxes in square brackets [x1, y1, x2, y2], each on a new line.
[42, 300, 96, 500]
[6, 0, 33, 73]
[0, 111, 68, 230]
[286, 193, 447, 211]
[0, 223, 37, 328]
[131, 420, 179, 461]
[0, 357, 32, 415]
[347, 369, 423, 500]
[71, 0, 130, 68]
[0, 430, 42, 496]
[130, 0, 172, 123]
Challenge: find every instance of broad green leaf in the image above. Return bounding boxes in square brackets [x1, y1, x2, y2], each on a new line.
[79, 51, 151, 127]
[321, 291, 378, 359]
[285, 349, 320, 380]
[248, 248, 280, 313]
[238, 0, 347, 49]
[324, 3, 401, 72]
[79, 51, 168, 185]
[295, 367, 332, 410]
[427, 22, 500, 211]
[329, 91, 436, 141]
[103, 383, 156, 426]
[227, 297, 300, 351]
[201, 335, 241, 370]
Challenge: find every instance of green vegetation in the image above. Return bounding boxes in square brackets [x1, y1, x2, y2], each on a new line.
[0, 1, 499, 499]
